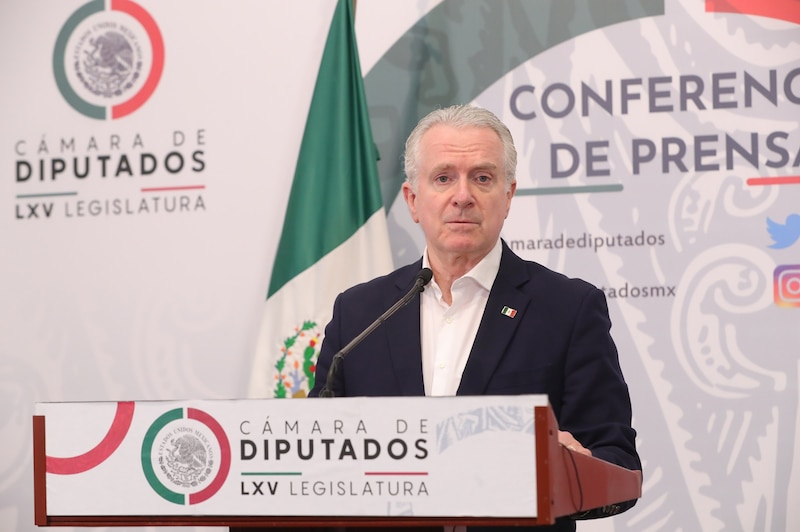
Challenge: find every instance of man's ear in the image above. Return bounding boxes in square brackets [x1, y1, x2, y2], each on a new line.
[505, 180, 517, 217]
[402, 182, 420, 223]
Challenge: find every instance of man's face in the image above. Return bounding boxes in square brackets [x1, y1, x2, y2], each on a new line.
[402, 124, 516, 263]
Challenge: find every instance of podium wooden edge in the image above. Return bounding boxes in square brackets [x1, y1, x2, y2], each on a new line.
[33, 415, 47, 526]
[535, 405, 642, 521]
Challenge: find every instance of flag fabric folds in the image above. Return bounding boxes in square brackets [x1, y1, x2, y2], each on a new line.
[248, 0, 393, 398]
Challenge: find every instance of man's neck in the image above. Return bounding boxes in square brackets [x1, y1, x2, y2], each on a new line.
[425, 242, 499, 304]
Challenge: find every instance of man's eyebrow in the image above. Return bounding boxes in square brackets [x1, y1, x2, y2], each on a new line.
[472, 163, 499, 173]
[429, 162, 499, 174]
[429, 163, 455, 175]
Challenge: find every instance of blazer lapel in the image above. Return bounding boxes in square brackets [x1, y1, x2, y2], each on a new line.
[458, 244, 532, 395]
[384, 261, 426, 395]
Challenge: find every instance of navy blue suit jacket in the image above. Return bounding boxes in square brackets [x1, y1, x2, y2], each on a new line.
[310, 242, 640, 529]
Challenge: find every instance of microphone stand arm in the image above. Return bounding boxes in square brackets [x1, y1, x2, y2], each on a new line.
[318, 278, 428, 398]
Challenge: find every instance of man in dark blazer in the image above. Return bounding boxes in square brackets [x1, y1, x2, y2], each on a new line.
[310, 104, 640, 531]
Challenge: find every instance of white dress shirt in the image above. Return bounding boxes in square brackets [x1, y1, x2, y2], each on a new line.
[420, 239, 502, 396]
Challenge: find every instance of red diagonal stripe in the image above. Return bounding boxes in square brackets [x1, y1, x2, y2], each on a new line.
[706, 0, 800, 25]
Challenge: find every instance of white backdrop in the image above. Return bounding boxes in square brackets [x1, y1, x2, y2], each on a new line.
[1, 1, 798, 531]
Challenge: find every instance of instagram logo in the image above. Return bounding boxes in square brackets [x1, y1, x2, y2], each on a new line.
[774, 265, 800, 307]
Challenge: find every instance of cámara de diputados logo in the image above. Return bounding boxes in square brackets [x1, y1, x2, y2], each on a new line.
[13, 1, 205, 222]
[54, 0, 164, 120]
[141, 408, 232, 505]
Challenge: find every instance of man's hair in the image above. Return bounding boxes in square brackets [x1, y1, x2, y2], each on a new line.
[403, 104, 517, 191]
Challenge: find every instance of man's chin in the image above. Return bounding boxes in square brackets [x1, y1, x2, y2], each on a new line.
[439, 238, 491, 256]
[443, 223, 481, 236]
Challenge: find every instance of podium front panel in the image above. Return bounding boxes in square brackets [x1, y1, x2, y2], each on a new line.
[36, 395, 548, 520]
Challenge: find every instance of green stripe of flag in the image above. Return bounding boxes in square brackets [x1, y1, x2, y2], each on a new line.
[268, 0, 383, 297]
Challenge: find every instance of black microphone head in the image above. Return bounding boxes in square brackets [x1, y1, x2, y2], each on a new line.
[418, 267, 433, 286]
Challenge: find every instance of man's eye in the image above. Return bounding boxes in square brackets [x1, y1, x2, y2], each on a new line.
[476, 175, 491, 183]
[435, 175, 449, 183]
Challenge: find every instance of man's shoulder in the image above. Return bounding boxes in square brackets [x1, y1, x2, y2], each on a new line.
[501, 243, 598, 295]
[340, 261, 421, 298]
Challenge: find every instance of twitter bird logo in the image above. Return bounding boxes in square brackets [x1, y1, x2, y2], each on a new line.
[767, 214, 800, 249]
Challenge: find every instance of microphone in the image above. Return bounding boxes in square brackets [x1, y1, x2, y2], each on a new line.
[318, 268, 433, 398]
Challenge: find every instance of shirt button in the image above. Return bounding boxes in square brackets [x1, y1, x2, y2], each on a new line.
[445, 317, 453, 324]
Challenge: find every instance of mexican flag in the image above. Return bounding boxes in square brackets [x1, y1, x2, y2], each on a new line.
[248, 0, 393, 398]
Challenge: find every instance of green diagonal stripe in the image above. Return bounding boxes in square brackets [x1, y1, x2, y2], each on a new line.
[364, 0, 665, 208]
[516, 184, 624, 195]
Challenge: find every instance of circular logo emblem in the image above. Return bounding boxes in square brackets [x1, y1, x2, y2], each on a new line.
[141, 408, 231, 505]
[53, 0, 164, 120]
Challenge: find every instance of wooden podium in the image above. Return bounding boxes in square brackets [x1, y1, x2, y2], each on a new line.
[33, 397, 641, 528]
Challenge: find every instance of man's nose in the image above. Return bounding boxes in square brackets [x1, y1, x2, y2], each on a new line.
[452, 177, 474, 206]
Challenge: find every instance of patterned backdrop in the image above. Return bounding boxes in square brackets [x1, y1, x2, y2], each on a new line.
[1, 1, 798, 531]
